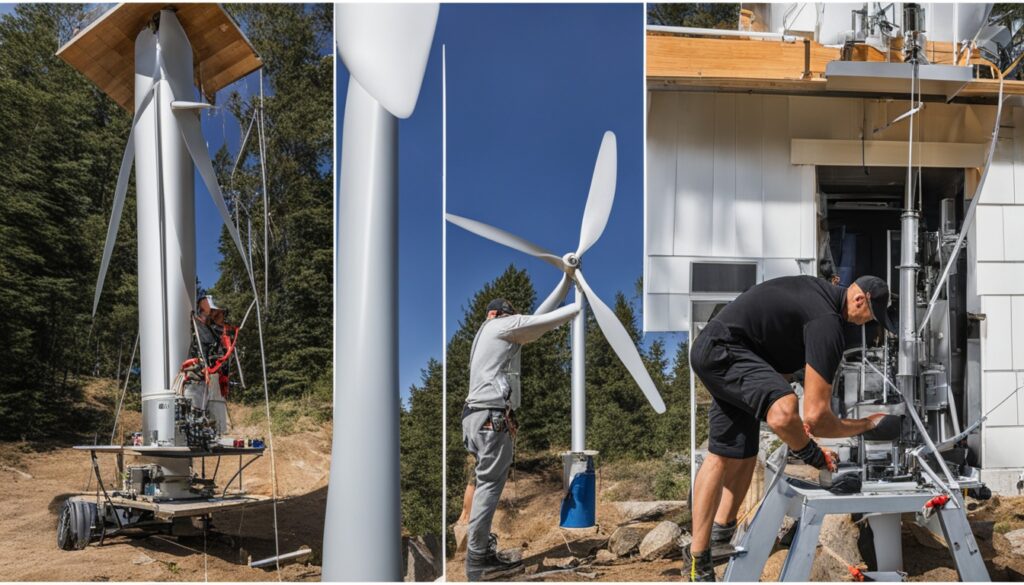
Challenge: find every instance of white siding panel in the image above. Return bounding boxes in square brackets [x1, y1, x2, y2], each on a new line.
[713, 94, 738, 256]
[982, 296, 1013, 370]
[977, 263, 1024, 295]
[975, 205, 1005, 261]
[647, 256, 690, 294]
[668, 294, 691, 332]
[984, 426, 1024, 468]
[1014, 297, 1024, 370]
[984, 372, 1019, 427]
[645, 293, 669, 332]
[646, 93, 677, 256]
[763, 258, 802, 281]
[981, 138, 1015, 204]
[675, 93, 715, 256]
[735, 94, 764, 258]
[1004, 207, 1024, 261]
[764, 97, 801, 258]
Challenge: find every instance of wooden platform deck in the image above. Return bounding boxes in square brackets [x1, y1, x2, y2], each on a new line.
[71, 493, 271, 520]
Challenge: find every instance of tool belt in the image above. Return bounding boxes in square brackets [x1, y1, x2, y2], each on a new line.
[463, 404, 516, 433]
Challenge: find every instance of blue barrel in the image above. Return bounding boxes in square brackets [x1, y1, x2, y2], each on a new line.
[560, 459, 596, 528]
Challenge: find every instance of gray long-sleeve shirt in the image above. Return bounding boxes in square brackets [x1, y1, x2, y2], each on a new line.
[465, 303, 580, 410]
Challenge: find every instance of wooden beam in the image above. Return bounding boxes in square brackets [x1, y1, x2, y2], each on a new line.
[791, 138, 987, 168]
[647, 32, 1015, 99]
[647, 34, 837, 80]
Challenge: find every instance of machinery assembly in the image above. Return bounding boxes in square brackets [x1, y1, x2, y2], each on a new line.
[54, 4, 275, 555]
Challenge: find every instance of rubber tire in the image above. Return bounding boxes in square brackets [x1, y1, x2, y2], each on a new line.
[57, 499, 96, 550]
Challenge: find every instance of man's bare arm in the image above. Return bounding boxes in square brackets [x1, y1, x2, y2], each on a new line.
[802, 364, 877, 438]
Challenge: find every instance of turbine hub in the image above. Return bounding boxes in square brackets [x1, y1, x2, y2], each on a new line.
[563, 252, 580, 269]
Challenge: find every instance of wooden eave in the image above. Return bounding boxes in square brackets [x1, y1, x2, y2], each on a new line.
[647, 31, 1024, 103]
[56, 3, 262, 112]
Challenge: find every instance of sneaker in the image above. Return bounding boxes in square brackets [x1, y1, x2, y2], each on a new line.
[689, 549, 715, 582]
[710, 520, 736, 545]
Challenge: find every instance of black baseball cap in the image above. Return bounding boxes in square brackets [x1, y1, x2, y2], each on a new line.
[486, 298, 517, 316]
[853, 275, 897, 334]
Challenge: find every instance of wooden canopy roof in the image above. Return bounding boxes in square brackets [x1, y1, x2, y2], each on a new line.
[56, 4, 262, 112]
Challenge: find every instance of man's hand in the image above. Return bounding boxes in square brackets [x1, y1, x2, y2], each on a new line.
[793, 437, 839, 472]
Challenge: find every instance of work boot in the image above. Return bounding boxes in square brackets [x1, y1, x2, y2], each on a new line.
[465, 537, 522, 582]
[710, 520, 736, 546]
[689, 549, 715, 582]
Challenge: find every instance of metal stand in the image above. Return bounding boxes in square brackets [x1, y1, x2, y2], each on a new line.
[724, 448, 989, 582]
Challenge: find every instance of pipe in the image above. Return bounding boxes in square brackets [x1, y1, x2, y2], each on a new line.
[897, 63, 919, 422]
[646, 24, 801, 43]
[571, 286, 587, 452]
[250, 547, 313, 569]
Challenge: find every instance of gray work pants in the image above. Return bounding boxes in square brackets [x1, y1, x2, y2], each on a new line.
[462, 408, 513, 555]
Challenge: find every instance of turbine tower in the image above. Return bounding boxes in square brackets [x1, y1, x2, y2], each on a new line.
[326, 4, 439, 581]
[447, 130, 666, 528]
[58, 4, 262, 450]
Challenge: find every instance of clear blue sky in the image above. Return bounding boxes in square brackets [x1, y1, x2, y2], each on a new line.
[440, 4, 686, 374]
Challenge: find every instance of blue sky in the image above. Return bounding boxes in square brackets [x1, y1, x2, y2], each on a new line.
[438, 4, 686, 372]
[337, 3, 684, 403]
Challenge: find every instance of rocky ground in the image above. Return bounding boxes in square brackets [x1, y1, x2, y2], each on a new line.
[446, 457, 691, 582]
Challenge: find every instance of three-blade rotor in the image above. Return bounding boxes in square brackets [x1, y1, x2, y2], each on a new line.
[447, 131, 666, 414]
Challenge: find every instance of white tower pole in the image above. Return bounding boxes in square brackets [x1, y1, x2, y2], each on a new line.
[571, 285, 587, 452]
[325, 4, 438, 581]
[135, 11, 196, 446]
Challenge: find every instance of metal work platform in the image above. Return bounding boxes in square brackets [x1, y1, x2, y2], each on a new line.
[74, 444, 266, 458]
[725, 448, 990, 582]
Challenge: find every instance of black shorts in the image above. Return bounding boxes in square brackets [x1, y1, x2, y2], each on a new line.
[691, 320, 794, 459]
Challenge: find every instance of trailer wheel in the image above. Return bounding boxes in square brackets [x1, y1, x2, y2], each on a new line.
[57, 499, 96, 550]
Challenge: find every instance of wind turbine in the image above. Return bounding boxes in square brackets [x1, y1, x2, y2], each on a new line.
[326, 4, 438, 581]
[447, 130, 666, 528]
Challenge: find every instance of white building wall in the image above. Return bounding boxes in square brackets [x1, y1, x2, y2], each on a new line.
[977, 110, 1024, 488]
[647, 90, 1024, 487]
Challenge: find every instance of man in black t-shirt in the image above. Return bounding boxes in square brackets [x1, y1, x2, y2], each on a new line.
[688, 275, 896, 582]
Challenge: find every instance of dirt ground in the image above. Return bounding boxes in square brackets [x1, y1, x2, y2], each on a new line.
[0, 382, 329, 582]
[446, 459, 689, 582]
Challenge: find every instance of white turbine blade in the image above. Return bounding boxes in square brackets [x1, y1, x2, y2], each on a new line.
[576, 131, 617, 257]
[575, 270, 666, 414]
[171, 92, 255, 288]
[171, 100, 214, 111]
[92, 85, 156, 318]
[336, 3, 439, 119]
[446, 213, 565, 270]
[536, 273, 572, 315]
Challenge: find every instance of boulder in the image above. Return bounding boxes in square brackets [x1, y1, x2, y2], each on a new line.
[609, 525, 649, 557]
[639, 521, 682, 561]
[612, 501, 687, 523]
[1003, 528, 1024, 557]
[403, 535, 442, 582]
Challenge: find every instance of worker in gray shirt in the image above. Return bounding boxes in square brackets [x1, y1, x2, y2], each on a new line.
[463, 291, 581, 581]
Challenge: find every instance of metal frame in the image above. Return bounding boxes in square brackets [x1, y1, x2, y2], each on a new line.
[724, 448, 989, 582]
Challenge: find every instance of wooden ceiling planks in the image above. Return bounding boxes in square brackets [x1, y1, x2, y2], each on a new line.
[56, 3, 261, 112]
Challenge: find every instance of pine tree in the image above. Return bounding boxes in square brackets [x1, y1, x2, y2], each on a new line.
[210, 3, 333, 404]
[401, 358, 443, 537]
[0, 4, 135, 440]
